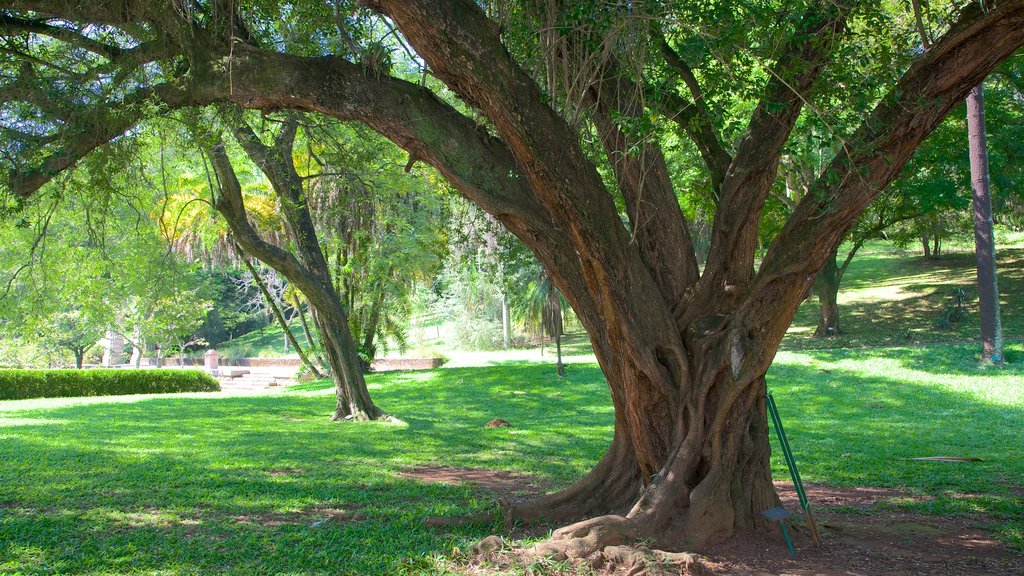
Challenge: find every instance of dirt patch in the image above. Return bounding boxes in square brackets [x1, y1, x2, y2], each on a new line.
[266, 468, 303, 477]
[442, 481, 1021, 575]
[228, 503, 364, 527]
[397, 465, 549, 500]
[698, 482, 1022, 576]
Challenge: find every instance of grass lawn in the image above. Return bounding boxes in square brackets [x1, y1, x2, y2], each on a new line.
[2, 341, 1023, 574]
[784, 242, 1024, 349]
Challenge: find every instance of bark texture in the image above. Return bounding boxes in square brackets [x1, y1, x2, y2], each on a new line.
[966, 84, 1005, 362]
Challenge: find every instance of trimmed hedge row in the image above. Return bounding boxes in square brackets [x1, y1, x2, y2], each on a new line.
[0, 369, 221, 400]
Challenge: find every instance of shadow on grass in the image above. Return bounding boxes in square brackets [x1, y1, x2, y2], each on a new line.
[2, 355, 1022, 573]
[800, 341, 1024, 377]
[768, 355, 1023, 544]
[784, 247, 1024, 351]
[0, 363, 611, 575]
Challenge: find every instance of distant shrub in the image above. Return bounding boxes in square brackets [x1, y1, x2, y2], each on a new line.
[0, 369, 220, 400]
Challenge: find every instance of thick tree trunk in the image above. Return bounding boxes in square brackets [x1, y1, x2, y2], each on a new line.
[966, 84, 1005, 362]
[6, 0, 1024, 565]
[921, 233, 932, 259]
[813, 256, 842, 337]
[511, 329, 781, 554]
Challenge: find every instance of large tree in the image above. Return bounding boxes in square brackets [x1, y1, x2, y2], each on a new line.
[3, 0, 1024, 565]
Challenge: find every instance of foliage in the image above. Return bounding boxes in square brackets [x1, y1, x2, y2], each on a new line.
[0, 369, 219, 400]
[192, 268, 268, 348]
[887, 63, 1024, 251]
[297, 118, 448, 361]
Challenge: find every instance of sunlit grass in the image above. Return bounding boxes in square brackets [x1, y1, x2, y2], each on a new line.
[785, 241, 1024, 349]
[1, 343, 1022, 573]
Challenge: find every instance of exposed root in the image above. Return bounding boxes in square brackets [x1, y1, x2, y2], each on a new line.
[529, 515, 641, 560]
[514, 536, 711, 575]
[595, 546, 710, 576]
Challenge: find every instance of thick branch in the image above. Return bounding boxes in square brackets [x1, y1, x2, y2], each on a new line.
[745, 0, 1024, 364]
[700, 1, 851, 305]
[0, 13, 124, 58]
[6, 83, 195, 197]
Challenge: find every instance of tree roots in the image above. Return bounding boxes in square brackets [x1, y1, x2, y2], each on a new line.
[466, 532, 711, 576]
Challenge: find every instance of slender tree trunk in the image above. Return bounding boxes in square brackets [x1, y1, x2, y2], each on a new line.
[359, 278, 391, 371]
[555, 332, 564, 377]
[813, 255, 842, 337]
[209, 122, 385, 420]
[294, 294, 325, 365]
[966, 84, 1005, 362]
[240, 254, 323, 378]
[502, 294, 511, 350]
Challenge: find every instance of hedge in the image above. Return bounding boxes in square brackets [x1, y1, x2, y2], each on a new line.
[0, 369, 221, 400]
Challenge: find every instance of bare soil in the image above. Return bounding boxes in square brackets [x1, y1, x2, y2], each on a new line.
[697, 482, 1023, 576]
[397, 465, 549, 499]
[403, 467, 1023, 575]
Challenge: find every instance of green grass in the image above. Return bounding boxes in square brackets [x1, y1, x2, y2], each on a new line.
[769, 343, 1024, 550]
[2, 342, 1022, 574]
[784, 242, 1024, 349]
[217, 318, 306, 359]
[0, 364, 611, 575]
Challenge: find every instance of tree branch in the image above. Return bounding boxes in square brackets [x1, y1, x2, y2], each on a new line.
[695, 0, 852, 314]
[0, 13, 125, 59]
[656, 36, 732, 192]
[746, 0, 1024, 354]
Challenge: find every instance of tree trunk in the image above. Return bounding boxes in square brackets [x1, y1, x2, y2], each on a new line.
[7, 0, 1024, 563]
[359, 282, 389, 372]
[966, 84, 1005, 362]
[294, 294, 327, 369]
[502, 294, 511, 350]
[813, 255, 842, 337]
[209, 121, 385, 421]
[241, 254, 324, 378]
[555, 332, 564, 377]
[74, 347, 85, 369]
[921, 233, 932, 259]
[512, 329, 782, 553]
